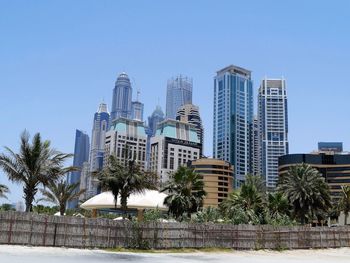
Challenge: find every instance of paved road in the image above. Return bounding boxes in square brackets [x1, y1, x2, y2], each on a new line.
[0, 245, 350, 263]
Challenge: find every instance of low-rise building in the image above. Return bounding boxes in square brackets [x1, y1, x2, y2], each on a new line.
[278, 153, 350, 200]
[190, 158, 234, 207]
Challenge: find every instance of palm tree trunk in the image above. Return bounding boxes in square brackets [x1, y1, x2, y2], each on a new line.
[121, 195, 127, 219]
[60, 204, 65, 216]
[24, 186, 35, 212]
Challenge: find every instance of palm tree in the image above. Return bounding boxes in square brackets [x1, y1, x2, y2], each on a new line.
[338, 185, 350, 225]
[161, 166, 206, 220]
[245, 174, 266, 196]
[0, 184, 9, 199]
[277, 163, 331, 224]
[97, 154, 155, 216]
[267, 192, 290, 216]
[220, 182, 264, 224]
[39, 180, 85, 215]
[0, 131, 73, 212]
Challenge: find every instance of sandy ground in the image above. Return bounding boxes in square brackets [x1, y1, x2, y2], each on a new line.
[0, 245, 349, 263]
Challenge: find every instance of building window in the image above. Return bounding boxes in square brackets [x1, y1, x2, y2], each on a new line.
[170, 157, 174, 170]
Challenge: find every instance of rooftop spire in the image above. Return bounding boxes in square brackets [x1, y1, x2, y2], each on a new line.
[98, 102, 108, 113]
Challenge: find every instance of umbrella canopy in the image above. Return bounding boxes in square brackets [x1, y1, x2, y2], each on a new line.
[80, 190, 168, 210]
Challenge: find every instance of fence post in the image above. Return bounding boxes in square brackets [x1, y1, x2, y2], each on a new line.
[43, 217, 48, 246]
[107, 227, 111, 248]
[28, 218, 33, 246]
[7, 215, 13, 245]
[53, 223, 58, 247]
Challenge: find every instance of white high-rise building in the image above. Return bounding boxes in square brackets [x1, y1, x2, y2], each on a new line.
[150, 119, 202, 184]
[104, 118, 148, 170]
[258, 78, 288, 189]
[252, 117, 260, 176]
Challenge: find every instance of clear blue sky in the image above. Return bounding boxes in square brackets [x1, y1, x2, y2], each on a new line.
[1, 0, 350, 203]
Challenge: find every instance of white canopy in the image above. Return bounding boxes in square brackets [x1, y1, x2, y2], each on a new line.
[80, 190, 168, 210]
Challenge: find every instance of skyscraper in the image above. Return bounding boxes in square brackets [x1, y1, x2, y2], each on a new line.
[166, 75, 192, 119]
[67, 129, 90, 208]
[176, 103, 204, 152]
[131, 90, 144, 121]
[258, 78, 288, 189]
[131, 101, 144, 121]
[110, 72, 132, 121]
[213, 65, 253, 188]
[90, 102, 110, 172]
[252, 116, 260, 176]
[147, 105, 165, 137]
[85, 102, 110, 198]
[146, 105, 165, 168]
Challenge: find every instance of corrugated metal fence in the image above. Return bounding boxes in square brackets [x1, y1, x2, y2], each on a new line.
[1, 211, 350, 249]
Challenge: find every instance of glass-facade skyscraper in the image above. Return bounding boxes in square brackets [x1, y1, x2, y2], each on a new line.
[213, 65, 253, 188]
[110, 72, 132, 121]
[166, 75, 192, 119]
[67, 129, 90, 208]
[258, 78, 288, 189]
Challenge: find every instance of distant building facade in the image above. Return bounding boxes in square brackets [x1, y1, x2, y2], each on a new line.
[252, 117, 260, 176]
[166, 75, 192, 119]
[318, 142, 343, 153]
[150, 119, 201, 184]
[213, 65, 253, 187]
[190, 158, 234, 207]
[176, 103, 204, 153]
[90, 102, 110, 172]
[131, 101, 144, 121]
[67, 129, 90, 208]
[258, 78, 288, 189]
[279, 153, 350, 201]
[146, 105, 165, 168]
[111, 72, 132, 121]
[104, 118, 148, 170]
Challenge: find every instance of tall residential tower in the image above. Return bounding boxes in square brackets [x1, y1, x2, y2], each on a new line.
[258, 78, 288, 189]
[213, 65, 253, 187]
[110, 72, 132, 121]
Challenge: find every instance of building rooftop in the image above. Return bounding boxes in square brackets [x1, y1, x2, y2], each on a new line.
[216, 65, 251, 77]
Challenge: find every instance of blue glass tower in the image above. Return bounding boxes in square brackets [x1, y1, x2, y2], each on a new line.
[67, 129, 90, 208]
[166, 75, 192, 119]
[110, 72, 132, 121]
[213, 65, 253, 188]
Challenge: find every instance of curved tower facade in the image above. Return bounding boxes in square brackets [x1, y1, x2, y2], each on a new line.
[176, 103, 204, 153]
[111, 72, 132, 121]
